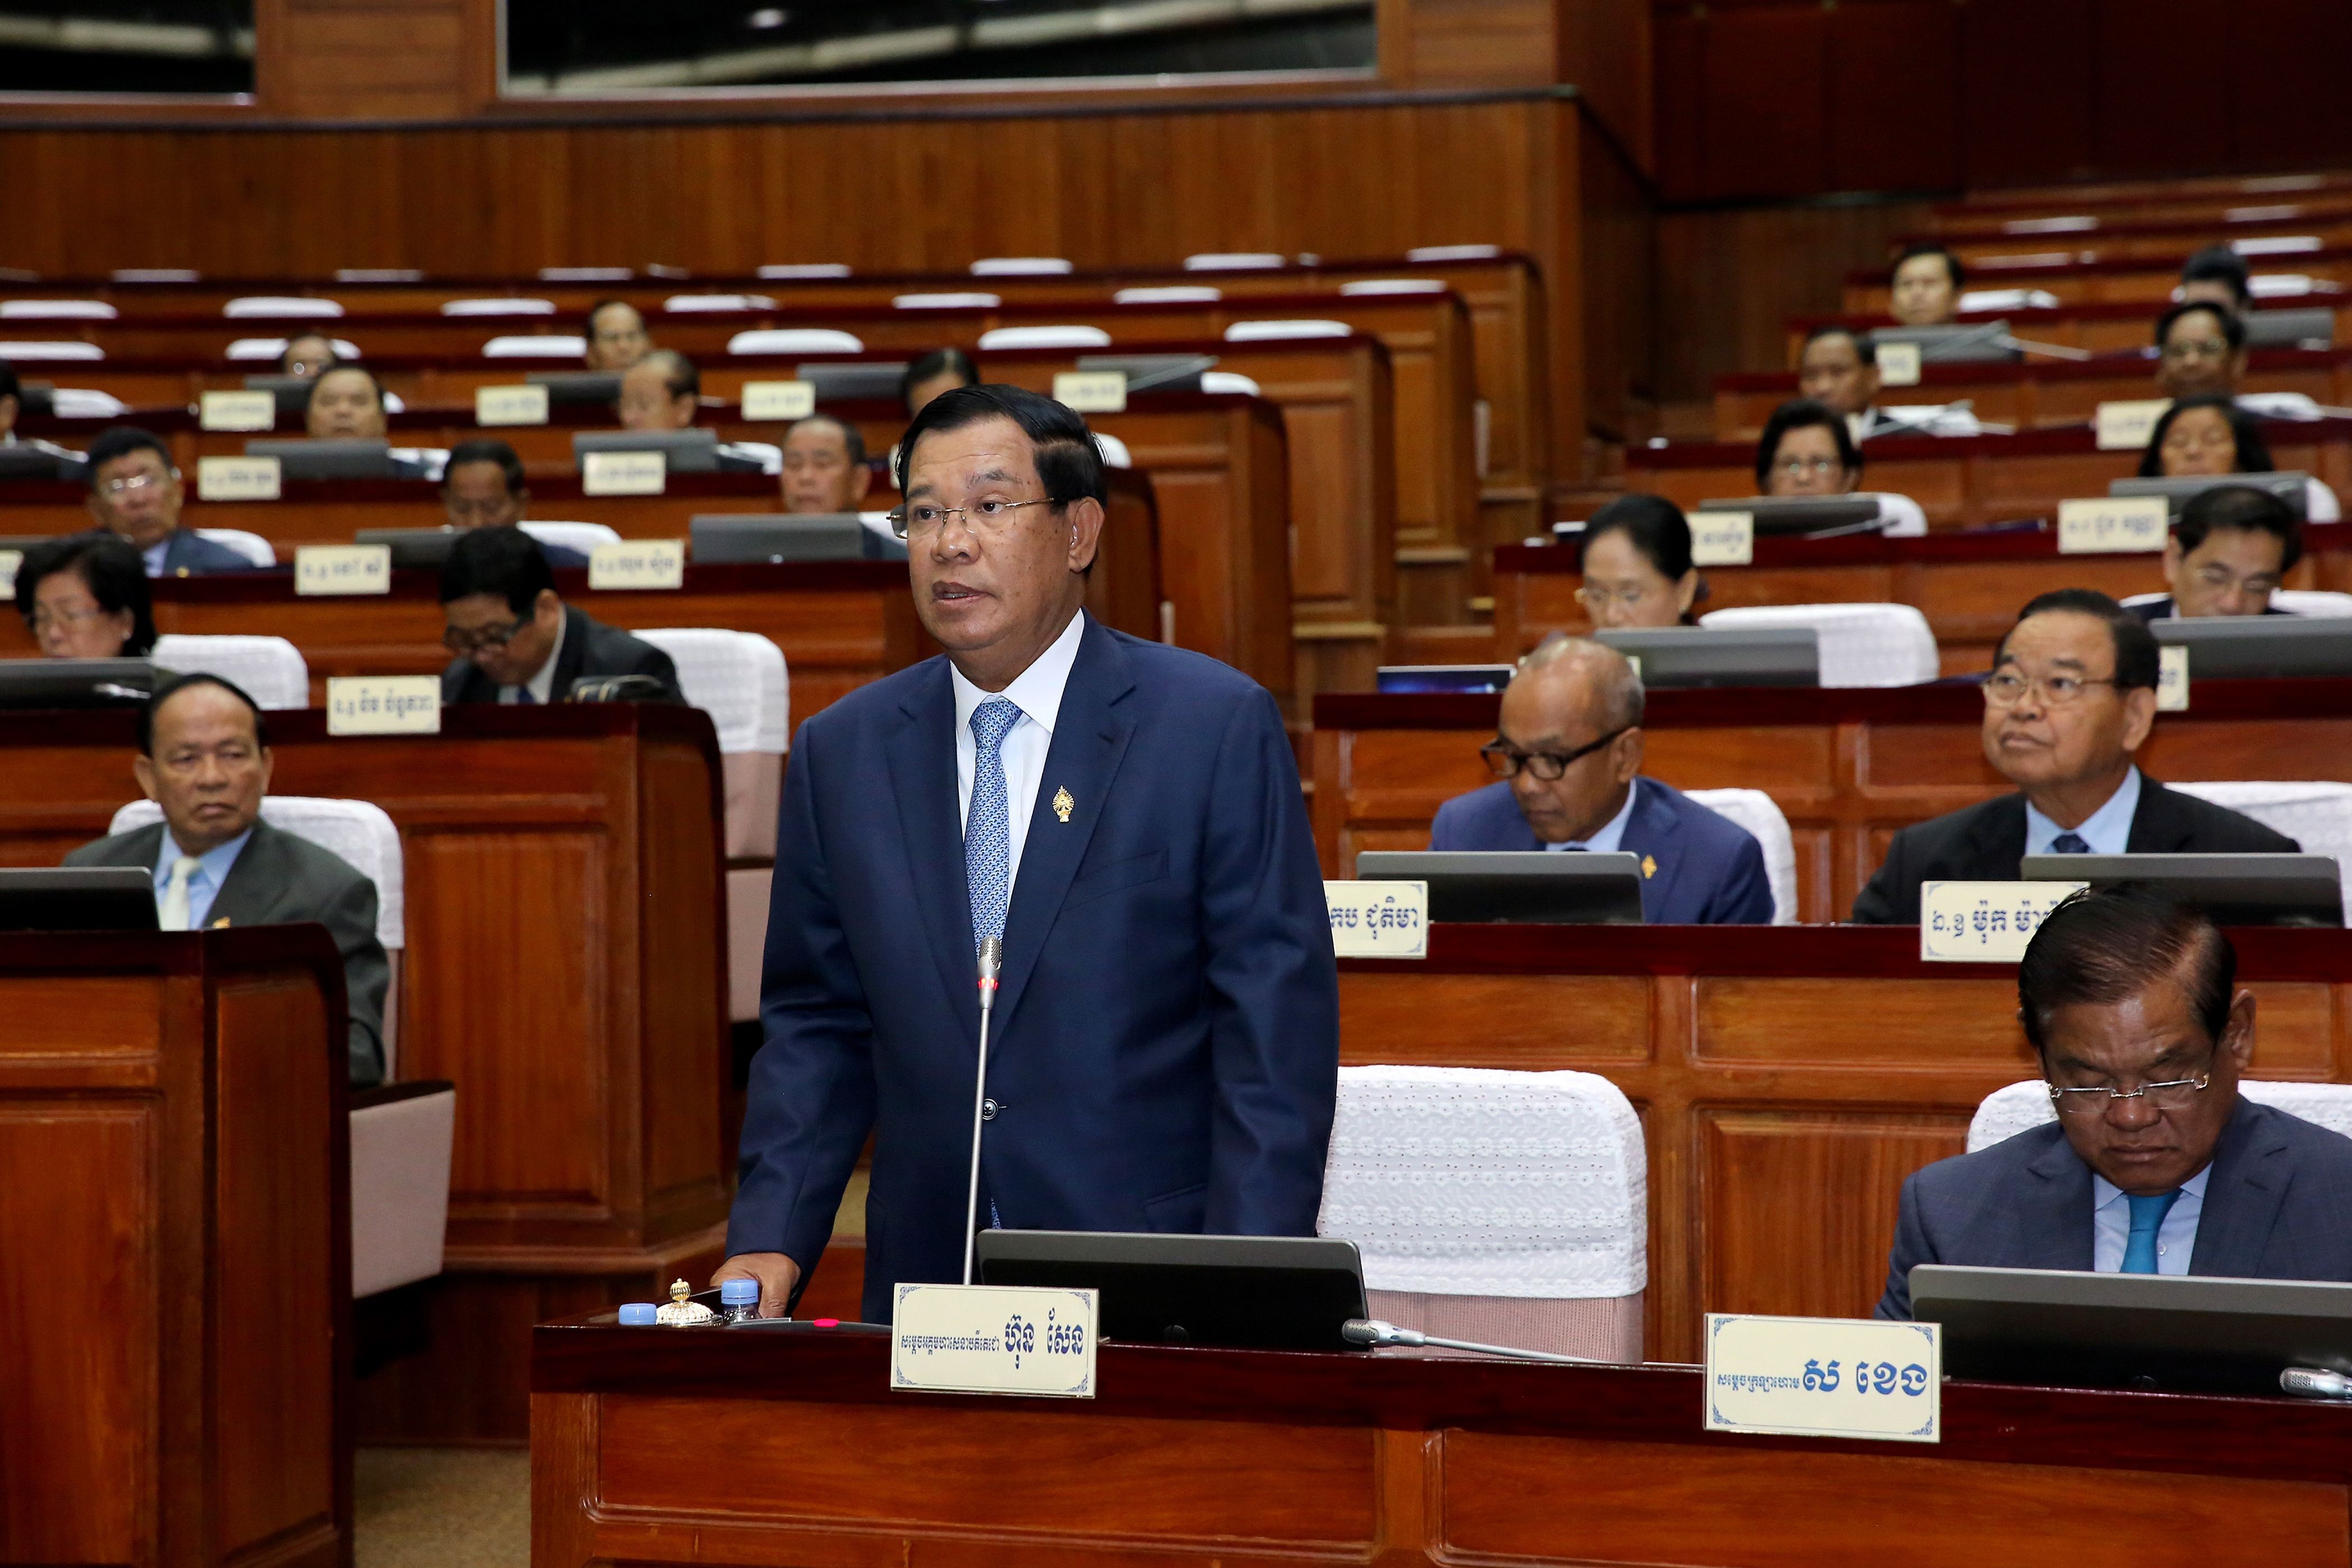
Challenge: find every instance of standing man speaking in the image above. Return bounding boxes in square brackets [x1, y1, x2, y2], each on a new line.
[717, 385, 1340, 1321]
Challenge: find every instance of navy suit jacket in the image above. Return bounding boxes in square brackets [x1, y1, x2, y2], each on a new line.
[155, 529, 259, 576]
[727, 614, 1341, 1320]
[1876, 1098, 2352, 1319]
[1426, 777, 1775, 925]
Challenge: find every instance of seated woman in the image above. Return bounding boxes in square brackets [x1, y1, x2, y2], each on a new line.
[1574, 494, 1700, 629]
[1755, 399, 1927, 534]
[900, 347, 979, 418]
[16, 530, 156, 659]
[2138, 393, 2342, 523]
[2130, 483, 2304, 621]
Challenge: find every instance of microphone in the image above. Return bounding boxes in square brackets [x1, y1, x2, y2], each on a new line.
[962, 936, 1004, 1286]
[2282, 1367, 2352, 1401]
[1343, 1317, 1606, 1365]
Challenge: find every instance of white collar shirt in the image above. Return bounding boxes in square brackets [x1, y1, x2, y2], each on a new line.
[499, 610, 567, 706]
[2023, 766, 2141, 857]
[951, 610, 1085, 895]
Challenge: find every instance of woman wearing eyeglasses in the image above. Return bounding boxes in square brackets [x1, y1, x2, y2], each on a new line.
[1573, 494, 1701, 630]
[2136, 394, 2341, 526]
[14, 530, 156, 660]
[1754, 398, 1930, 535]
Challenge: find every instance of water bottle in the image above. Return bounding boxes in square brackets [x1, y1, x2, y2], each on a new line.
[720, 1278, 761, 1324]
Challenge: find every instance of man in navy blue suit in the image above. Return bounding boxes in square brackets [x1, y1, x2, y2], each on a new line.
[716, 385, 1340, 1320]
[85, 428, 255, 576]
[1427, 637, 1774, 925]
[1878, 886, 2352, 1319]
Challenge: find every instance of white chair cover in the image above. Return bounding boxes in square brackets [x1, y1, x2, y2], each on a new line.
[351, 1086, 454, 1296]
[757, 263, 852, 279]
[1683, 788, 1796, 924]
[0, 299, 115, 319]
[1867, 491, 1933, 535]
[109, 795, 402, 951]
[151, 633, 307, 710]
[483, 335, 587, 359]
[226, 336, 360, 362]
[2305, 479, 2342, 523]
[1956, 287, 2061, 312]
[335, 268, 423, 283]
[1201, 371, 1262, 397]
[728, 328, 864, 356]
[518, 520, 622, 556]
[1114, 286, 1221, 304]
[1224, 319, 1351, 342]
[49, 388, 126, 419]
[666, 293, 775, 312]
[2274, 589, 2352, 617]
[2239, 391, 2325, 422]
[978, 325, 1112, 351]
[1699, 602, 1940, 688]
[1972, 1079, 2352, 1153]
[2169, 781, 2352, 920]
[970, 258, 1074, 276]
[188, 529, 276, 568]
[537, 266, 632, 281]
[1094, 432, 1133, 470]
[632, 628, 788, 755]
[1183, 253, 1285, 270]
[0, 342, 103, 361]
[225, 296, 343, 319]
[893, 292, 1000, 310]
[112, 268, 200, 283]
[1340, 278, 1446, 296]
[441, 297, 556, 316]
[1407, 244, 1501, 262]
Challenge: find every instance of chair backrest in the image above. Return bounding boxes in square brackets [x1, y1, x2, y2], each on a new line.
[2167, 780, 2352, 920]
[0, 341, 104, 361]
[441, 297, 556, 316]
[892, 292, 1001, 311]
[971, 256, 1074, 276]
[1114, 286, 1221, 304]
[1698, 602, 1940, 688]
[225, 296, 343, 318]
[227, 336, 359, 362]
[1681, 788, 1796, 924]
[189, 528, 276, 568]
[726, 328, 864, 356]
[0, 299, 115, 319]
[2272, 590, 2352, 618]
[108, 795, 403, 950]
[757, 263, 851, 280]
[632, 628, 788, 754]
[1318, 1065, 1645, 1300]
[1971, 1079, 2352, 1152]
[351, 1084, 455, 1297]
[1184, 252, 1285, 270]
[150, 633, 309, 710]
[977, 325, 1112, 351]
[1408, 244, 1500, 262]
[1867, 491, 1931, 537]
[483, 334, 587, 359]
[1958, 287, 2061, 312]
[1093, 432, 1133, 470]
[517, 520, 622, 554]
[50, 388, 127, 419]
[1224, 319, 1351, 342]
[1339, 278, 1446, 296]
[1201, 371, 1262, 397]
[666, 293, 775, 312]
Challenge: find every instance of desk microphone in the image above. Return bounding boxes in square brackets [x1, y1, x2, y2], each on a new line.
[961, 936, 1004, 1286]
[1343, 1317, 1607, 1366]
[2282, 1367, 2352, 1401]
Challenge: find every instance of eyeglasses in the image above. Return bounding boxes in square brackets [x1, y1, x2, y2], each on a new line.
[2194, 564, 2279, 593]
[2047, 1069, 2212, 1118]
[889, 497, 1056, 540]
[30, 604, 114, 631]
[443, 617, 531, 655]
[1981, 669, 2122, 707]
[1774, 455, 1844, 478]
[2162, 339, 2231, 362]
[1578, 584, 1656, 612]
[98, 471, 169, 498]
[1478, 726, 1630, 782]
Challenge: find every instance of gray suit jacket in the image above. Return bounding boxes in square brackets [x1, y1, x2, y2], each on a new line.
[64, 817, 390, 1087]
[1876, 1097, 2352, 1318]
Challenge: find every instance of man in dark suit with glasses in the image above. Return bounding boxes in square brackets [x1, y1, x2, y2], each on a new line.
[437, 526, 681, 704]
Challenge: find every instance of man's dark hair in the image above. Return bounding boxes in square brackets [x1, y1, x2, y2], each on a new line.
[444, 437, 527, 495]
[2155, 300, 2246, 353]
[2179, 245, 2253, 310]
[438, 524, 556, 614]
[900, 347, 979, 410]
[2001, 587, 2160, 690]
[638, 348, 698, 400]
[2137, 393, 2273, 479]
[16, 530, 155, 655]
[1893, 241, 1966, 291]
[2018, 885, 2234, 1056]
[0, 358, 18, 406]
[84, 426, 174, 488]
[2174, 482, 2304, 572]
[894, 382, 1107, 509]
[1803, 322, 1878, 366]
[1755, 397, 1863, 489]
[788, 413, 867, 469]
[137, 670, 269, 757]
[306, 362, 385, 413]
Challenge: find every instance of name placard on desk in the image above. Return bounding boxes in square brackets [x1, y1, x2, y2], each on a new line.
[0, 548, 20, 601]
[741, 380, 816, 422]
[582, 450, 666, 496]
[1689, 510, 1755, 567]
[198, 389, 278, 432]
[2159, 644, 2191, 712]
[2095, 398, 2173, 451]
[1053, 370, 1128, 414]
[2057, 496, 2168, 554]
[293, 544, 391, 596]
[1704, 1313, 1940, 1443]
[1874, 340, 1922, 388]
[1326, 880, 1427, 959]
[325, 675, 441, 736]
[587, 538, 684, 591]
[1920, 879, 2085, 962]
[197, 456, 281, 502]
[475, 384, 550, 427]
[891, 1283, 1096, 1399]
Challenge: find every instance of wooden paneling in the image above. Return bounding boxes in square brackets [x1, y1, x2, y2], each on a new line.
[1957, 0, 2096, 190]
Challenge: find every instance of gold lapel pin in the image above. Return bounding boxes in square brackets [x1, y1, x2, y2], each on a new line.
[1641, 855, 1657, 879]
[1052, 786, 1075, 824]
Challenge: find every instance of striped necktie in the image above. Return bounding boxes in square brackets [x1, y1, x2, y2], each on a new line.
[966, 697, 1021, 954]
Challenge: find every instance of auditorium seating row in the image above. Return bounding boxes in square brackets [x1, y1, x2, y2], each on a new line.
[1844, 243, 2352, 315]
[1783, 298, 2352, 371]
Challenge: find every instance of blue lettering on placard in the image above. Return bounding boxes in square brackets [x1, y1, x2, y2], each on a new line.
[1003, 1313, 1037, 1368]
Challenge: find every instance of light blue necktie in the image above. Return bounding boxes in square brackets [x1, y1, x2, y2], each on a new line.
[966, 697, 1021, 954]
[2050, 831, 2090, 854]
[2121, 1189, 2181, 1275]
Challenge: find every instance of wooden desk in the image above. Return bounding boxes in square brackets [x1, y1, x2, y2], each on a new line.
[533, 1315, 2352, 1567]
[0, 927, 349, 1567]
[0, 707, 730, 1443]
[1310, 682, 2352, 920]
[1491, 523, 2352, 678]
[1844, 244, 2352, 314]
[1919, 210, 2352, 265]
[1785, 300, 2352, 368]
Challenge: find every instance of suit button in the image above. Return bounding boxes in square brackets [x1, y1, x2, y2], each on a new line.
[981, 1098, 999, 1122]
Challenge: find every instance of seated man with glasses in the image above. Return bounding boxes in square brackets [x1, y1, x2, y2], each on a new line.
[439, 438, 589, 567]
[82, 427, 254, 577]
[1851, 589, 2294, 923]
[2130, 482, 2306, 622]
[1428, 634, 1773, 924]
[437, 525, 680, 705]
[1877, 884, 2352, 1318]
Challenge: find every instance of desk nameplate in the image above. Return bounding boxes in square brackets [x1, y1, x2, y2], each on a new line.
[891, 1283, 1096, 1399]
[1326, 879, 1427, 959]
[583, 450, 666, 497]
[587, 539, 684, 591]
[1705, 1312, 1940, 1443]
[295, 544, 391, 596]
[1920, 879, 2084, 961]
[325, 675, 441, 736]
[1690, 510, 1754, 567]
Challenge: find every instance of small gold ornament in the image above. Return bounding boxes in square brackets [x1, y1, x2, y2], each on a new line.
[655, 1277, 717, 1326]
[1641, 855, 1657, 879]
[1052, 786, 1075, 823]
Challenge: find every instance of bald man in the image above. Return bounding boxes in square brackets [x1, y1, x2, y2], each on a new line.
[1429, 636, 1775, 924]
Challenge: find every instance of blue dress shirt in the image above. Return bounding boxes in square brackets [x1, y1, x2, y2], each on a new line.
[152, 827, 254, 930]
[1543, 778, 1642, 854]
[2092, 1163, 2209, 1276]
[2024, 767, 2141, 857]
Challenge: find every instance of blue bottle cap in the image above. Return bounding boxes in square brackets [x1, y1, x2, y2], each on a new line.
[720, 1279, 760, 1306]
[617, 1303, 658, 1325]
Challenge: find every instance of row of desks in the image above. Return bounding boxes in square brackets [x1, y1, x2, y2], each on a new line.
[1843, 244, 2352, 315]
[1785, 299, 2352, 371]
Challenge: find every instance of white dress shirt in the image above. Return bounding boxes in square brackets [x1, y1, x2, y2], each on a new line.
[1543, 778, 1641, 853]
[951, 610, 1085, 896]
[499, 611, 567, 705]
[2024, 766, 2141, 857]
[2092, 1163, 2209, 1275]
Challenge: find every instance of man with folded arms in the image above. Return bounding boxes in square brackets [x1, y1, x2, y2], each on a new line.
[1851, 589, 2294, 924]
[1878, 885, 2352, 1318]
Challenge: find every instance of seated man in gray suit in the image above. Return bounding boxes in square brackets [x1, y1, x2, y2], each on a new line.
[66, 673, 390, 1087]
[1877, 886, 2352, 1319]
[437, 525, 682, 705]
[1852, 589, 2295, 923]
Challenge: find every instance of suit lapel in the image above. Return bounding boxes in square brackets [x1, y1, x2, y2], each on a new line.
[204, 820, 276, 927]
[2015, 1135, 2096, 1271]
[550, 606, 591, 700]
[2189, 1100, 2288, 1277]
[2126, 777, 2194, 853]
[884, 661, 981, 1027]
[1965, 794, 2030, 879]
[1618, 781, 1681, 916]
[992, 620, 1137, 1029]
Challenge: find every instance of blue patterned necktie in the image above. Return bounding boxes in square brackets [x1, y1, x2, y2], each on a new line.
[2121, 1189, 2181, 1274]
[966, 697, 1021, 954]
[2050, 830, 2090, 853]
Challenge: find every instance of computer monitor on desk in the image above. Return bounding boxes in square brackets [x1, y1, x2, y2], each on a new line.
[1376, 664, 1515, 694]
[2244, 307, 2335, 351]
[1870, 320, 2022, 363]
[1075, 353, 1217, 395]
[353, 527, 463, 569]
[2151, 615, 2352, 679]
[0, 868, 157, 932]
[245, 437, 395, 481]
[1690, 496, 1887, 538]
[240, 374, 311, 421]
[2017, 852, 2343, 927]
[1593, 626, 1819, 688]
[795, 362, 908, 404]
[1354, 850, 1647, 925]
[525, 370, 623, 406]
[689, 514, 908, 563]
[2110, 473, 2308, 519]
[975, 1231, 1368, 1352]
[0, 656, 155, 709]
[573, 428, 719, 474]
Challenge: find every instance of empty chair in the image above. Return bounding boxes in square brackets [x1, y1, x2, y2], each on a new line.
[188, 529, 276, 568]
[0, 299, 115, 319]
[1184, 252, 1285, 270]
[1224, 319, 1350, 342]
[971, 257, 1075, 276]
[2168, 781, 2352, 920]
[225, 296, 343, 319]
[227, 336, 360, 362]
[441, 297, 557, 316]
[1698, 603, 1939, 688]
[1972, 1079, 2352, 1152]
[893, 292, 1001, 310]
[727, 328, 864, 356]
[483, 335, 588, 359]
[1114, 286, 1221, 304]
[0, 342, 104, 361]
[519, 520, 621, 556]
[1407, 244, 1501, 262]
[977, 325, 1110, 351]
[757, 263, 852, 279]
[666, 293, 775, 312]
[1319, 1065, 1646, 1362]
[151, 633, 306, 710]
[1340, 278, 1446, 296]
[1683, 788, 1797, 924]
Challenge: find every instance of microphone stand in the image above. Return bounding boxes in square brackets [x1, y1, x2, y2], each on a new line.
[962, 936, 1003, 1286]
[1343, 1317, 1609, 1365]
